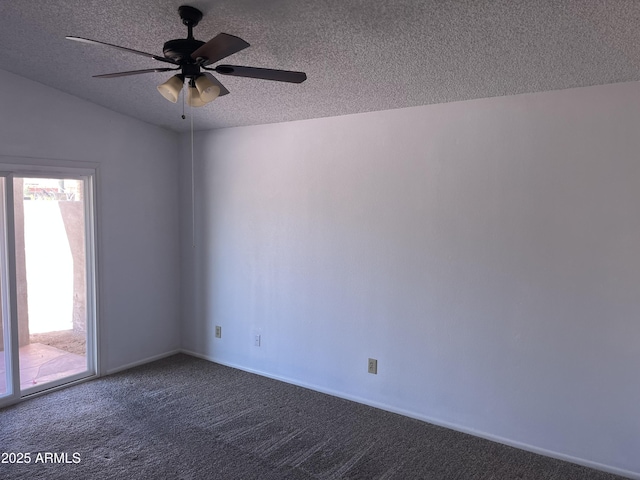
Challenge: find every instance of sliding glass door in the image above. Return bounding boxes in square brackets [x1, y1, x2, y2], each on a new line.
[0, 171, 97, 405]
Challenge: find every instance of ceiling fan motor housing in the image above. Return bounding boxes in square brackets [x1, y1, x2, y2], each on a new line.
[162, 38, 205, 64]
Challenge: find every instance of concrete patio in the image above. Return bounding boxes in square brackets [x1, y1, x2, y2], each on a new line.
[0, 343, 86, 394]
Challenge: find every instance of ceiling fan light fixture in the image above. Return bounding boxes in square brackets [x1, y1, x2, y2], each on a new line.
[195, 75, 221, 103]
[187, 86, 206, 107]
[157, 74, 184, 103]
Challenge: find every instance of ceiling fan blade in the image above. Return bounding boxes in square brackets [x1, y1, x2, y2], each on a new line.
[66, 36, 178, 65]
[191, 33, 250, 66]
[93, 68, 179, 78]
[202, 72, 230, 96]
[213, 65, 307, 83]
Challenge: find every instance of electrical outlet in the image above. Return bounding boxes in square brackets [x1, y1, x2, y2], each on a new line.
[368, 358, 377, 375]
[215, 326, 222, 338]
[254, 334, 261, 347]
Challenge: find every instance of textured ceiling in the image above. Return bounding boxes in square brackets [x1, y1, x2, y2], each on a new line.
[2, 1, 640, 132]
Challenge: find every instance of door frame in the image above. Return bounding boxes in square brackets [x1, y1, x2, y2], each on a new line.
[0, 158, 100, 408]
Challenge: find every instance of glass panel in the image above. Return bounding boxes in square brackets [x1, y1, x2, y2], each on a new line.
[15, 178, 88, 391]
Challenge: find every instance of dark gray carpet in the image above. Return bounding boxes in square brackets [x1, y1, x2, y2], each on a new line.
[0, 354, 627, 479]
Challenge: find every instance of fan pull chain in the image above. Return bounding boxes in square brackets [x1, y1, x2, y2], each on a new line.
[191, 100, 195, 248]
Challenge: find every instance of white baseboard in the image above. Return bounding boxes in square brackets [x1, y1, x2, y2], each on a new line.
[180, 349, 639, 480]
[106, 349, 181, 375]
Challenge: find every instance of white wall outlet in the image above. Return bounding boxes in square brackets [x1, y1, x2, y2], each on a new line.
[368, 358, 378, 374]
[215, 326, 222, 338]
[254, 334, 261, 347]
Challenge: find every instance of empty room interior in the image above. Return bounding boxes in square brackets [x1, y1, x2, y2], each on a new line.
[1, 1, 639, 479]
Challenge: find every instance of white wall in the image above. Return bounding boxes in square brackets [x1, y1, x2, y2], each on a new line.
[180, 81, 640, 478]
[0, 68, 181, 373]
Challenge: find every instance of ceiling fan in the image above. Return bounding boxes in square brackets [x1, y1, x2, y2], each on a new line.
[66, 5, 307, 107]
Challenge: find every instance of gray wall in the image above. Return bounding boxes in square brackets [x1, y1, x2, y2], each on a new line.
[0, 68, 181, 373]
[180, 81, 640, 478]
